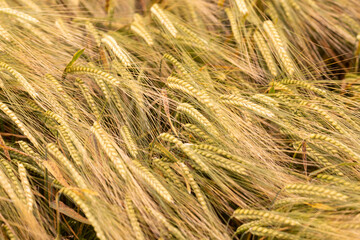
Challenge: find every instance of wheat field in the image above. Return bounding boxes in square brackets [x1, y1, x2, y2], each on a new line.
[0, 0, 360, 239]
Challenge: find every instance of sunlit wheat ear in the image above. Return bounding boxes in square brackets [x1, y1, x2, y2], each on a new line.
[45, 74, 79, 120]
[279, 79, 327, 96]
[309, 134, 360, 161]
[178, 162, 209, 212]
[159, 133, 210, 173]
[253, 30, 278, 77]
[183, 124, 215, 143]
[101, 34, 133, 67]
[17, 163, 34, 212]
[166, 76, 219, 115]
[128, 160, 174, 203]
[57, 125, 82, 166]
[91, 121, 128, 179]
[225, 8, 241, 45]
[249, 226, 299, 240]
[192, 148, 246, 175]
[219, 94, 275, 118]
[0, 168, 20, 204]
[177, 102, 218, 136]
[61, 188, 106, 240]
[0, 159, 24, 201]
[234, 220, 272, 236]
[150, 4, 177, 38]
[153, 158, 183, 188]
[234, 0, 249, 17]
[47, 143, 87, 189]
[251, 94, 279, 108]
[0, 8, 39, 23]
[85, 21, 101, 47]
[298, 101, 344, 133]
[233, 209, 300, 226]
[316, 174, 360, 190]
[45, 111, 87, 157]
[174, 23, 208, 45]
[0, 62, 38, 98]
[163, 54, 191, 80]
[131, 22, 154, 46]
[0, 101, 38, 147]
[2, 223, 16, 240]
[147, 207, 186, 240]
[75, 78, 101, 119]
[297, 144, 344, 176]
[284, 184, 348, 201]
[120, 126, 138, 158]
[125, 196, 145, 240]
[65, 66, 121, 86]
[263, 20, 295, 75]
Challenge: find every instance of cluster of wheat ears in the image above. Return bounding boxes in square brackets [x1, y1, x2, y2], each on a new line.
[0, 0, 359, 239]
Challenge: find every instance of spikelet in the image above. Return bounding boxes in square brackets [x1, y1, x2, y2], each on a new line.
[219, 94, 275, 118]
[234, 0, 248, 16]
[91, 121, 128, 179]
[284, 183, 348, 201]
[178, 162, 208, 212]
[128, 160, 174, 203]
[150, 4, 177, 38]
[131, 22, 154, 46]
[263, 20, 295, 75]
[61, 188, 106, 240]
[177, 103, 218, 136]
[101, 35, 132, 67]
[47, 143, 87, 189]
[253, 31, 278, 76]
[249, 226, 299, 240]
[0, 62, 38, 98]
[17, 163, 34, 212]
[125, 196, 145, 240]
[309, 134, 360, 161]
[66, 66, 120, 86]
[159, 133, 210, 173]
[120, 126, 138, 158]
[75, 78, 101, 119]
[233, 209, 300, 226]
[0, 8, 39, 23]
[0, 101, 38, 147]
[45, 74, 79, 120]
